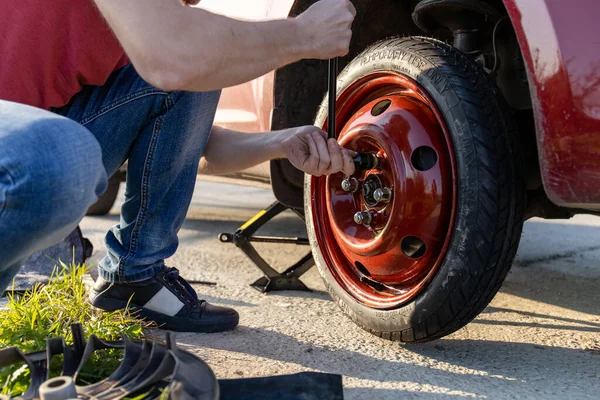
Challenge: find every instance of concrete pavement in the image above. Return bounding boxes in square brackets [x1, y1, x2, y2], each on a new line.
[80, 179, 600, 399]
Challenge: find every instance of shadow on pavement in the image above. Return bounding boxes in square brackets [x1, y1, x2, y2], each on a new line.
[500, 264, 600, 317]
[266, 288, 332, 301]
[480, 306, 600, 332]
[178, 327, 600, 399]
[200, 295, 258, 308]
[516, 219, 600, 268]
[492, 219, 600, 316]
[344, 388, 463, 399]
[411, 338, 600, 385]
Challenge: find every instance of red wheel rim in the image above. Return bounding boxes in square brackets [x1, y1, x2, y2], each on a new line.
[311, 72, 457, 309]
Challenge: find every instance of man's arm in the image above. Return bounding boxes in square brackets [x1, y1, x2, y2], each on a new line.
[200, 126, 356, 177]
[93, 0, 356, 92]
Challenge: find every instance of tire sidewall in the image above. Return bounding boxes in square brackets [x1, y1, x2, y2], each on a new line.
[305, 40, 512, 334]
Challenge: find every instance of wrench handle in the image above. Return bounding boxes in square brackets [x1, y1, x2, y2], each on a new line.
[327, 58, 338, 140]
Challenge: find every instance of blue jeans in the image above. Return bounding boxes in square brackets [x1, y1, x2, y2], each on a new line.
[0, 64, 220, 289]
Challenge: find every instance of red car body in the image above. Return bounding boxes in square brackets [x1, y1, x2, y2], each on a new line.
[505, 0, 600, 208]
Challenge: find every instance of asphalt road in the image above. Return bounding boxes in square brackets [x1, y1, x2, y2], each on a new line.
[81, 179, 600, 399]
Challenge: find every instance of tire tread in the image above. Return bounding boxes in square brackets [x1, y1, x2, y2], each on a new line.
[307, 36, 525, 342]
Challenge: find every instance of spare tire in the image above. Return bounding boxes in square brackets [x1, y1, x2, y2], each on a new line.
[304, 37, 524, 342]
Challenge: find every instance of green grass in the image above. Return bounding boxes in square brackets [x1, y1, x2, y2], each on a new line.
[0, 262, 150, 397]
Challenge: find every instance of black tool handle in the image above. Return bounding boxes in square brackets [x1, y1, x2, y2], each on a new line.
[328, 57, 379, 171]
[327, 58, 338, 140]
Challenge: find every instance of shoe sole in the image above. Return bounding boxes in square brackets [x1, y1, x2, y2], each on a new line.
[88, 290, 239, 333]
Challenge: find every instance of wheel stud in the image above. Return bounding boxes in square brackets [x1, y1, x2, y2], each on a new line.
[373, 187, 392, 204]
[341, 177, 359, 192]
[354, 211, 373, 225]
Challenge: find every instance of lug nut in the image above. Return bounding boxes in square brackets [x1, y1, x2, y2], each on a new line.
[373, 187, 392, 204]
[341, 177, 359, 192]
[354, 211, 373, 225]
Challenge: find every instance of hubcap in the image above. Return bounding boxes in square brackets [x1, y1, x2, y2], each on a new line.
[311, 72, 457, 309]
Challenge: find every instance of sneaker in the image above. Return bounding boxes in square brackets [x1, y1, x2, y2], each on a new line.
[88, 267, 239, 333]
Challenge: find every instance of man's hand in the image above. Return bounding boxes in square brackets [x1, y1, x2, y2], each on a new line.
[199, 126, 355, 177]
[296, 0, 357, 59]
[280, 127, 356, 177]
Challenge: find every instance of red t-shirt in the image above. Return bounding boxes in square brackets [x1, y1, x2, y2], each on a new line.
[0, 0, 129, 110]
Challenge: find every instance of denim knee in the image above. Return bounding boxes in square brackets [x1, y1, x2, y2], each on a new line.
[2, 116, 108, 235]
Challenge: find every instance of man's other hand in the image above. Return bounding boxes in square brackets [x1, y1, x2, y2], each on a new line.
[296, 0, 357, 59]
[281, 126, 356, 177]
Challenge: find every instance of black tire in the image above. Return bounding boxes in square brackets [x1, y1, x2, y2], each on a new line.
[86, 173, 122, 216]
[304, 37, 525, 342]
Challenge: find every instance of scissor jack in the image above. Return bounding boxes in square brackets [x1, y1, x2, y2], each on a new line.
[219, 201, 314, 293]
